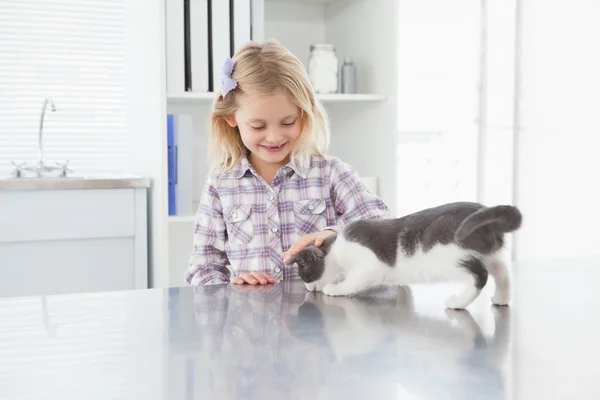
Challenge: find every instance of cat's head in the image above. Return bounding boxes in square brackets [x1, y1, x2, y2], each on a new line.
[286, 234, 337, 283]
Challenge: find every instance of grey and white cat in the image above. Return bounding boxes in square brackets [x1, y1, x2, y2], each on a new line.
[285, 202, 522, 309]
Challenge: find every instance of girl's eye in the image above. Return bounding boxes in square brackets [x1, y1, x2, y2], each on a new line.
[251, 125, 266, 130]
[282, 120, 296, 127]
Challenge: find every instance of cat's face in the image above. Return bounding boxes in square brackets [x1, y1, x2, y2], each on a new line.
[289, 245, 326, 283]
[287, 235, 337, 283]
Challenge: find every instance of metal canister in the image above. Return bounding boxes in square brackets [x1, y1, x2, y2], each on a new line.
[341, 57, 356, 94]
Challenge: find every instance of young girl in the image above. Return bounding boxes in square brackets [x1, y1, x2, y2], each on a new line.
[184, 40, 394, 286]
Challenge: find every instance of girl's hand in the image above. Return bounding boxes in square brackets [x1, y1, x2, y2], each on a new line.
[231, 271, 275, 285]
[282, 230, 337, 264]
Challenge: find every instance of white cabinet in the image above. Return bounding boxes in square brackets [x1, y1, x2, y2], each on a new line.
[0, 184, 149, 298]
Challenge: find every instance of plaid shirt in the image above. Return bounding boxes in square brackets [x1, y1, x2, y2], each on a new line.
[184, 154, 394, 286]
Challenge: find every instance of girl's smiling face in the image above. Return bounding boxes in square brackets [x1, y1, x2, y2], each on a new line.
[225, 90, 302, 172]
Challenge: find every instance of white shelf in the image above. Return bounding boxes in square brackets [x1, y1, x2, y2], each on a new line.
[266, 0, 338, 3]
[168, 215, 196, 224]
[167, 92, 385, 105]
[315, 93, 386, 102]
[168, 92, 216, 103]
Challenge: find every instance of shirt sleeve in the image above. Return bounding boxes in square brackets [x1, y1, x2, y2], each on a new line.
[184, 177, 231, 286]
[324, 158, 395, 233]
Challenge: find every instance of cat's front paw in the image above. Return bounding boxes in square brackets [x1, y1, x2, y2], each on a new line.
[304, 282, 317, 292]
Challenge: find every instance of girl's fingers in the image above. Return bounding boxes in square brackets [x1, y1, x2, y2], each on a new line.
[283, 235, 315, 263]
[282, 252, 294, 264]
[250, 271, 273, 285]
[238, 273, 258, 285]
[316, 230, 336, 247]
[283, 230, 336, 263]
[231, 272, 276, 285]
[231, 277, 245, 285]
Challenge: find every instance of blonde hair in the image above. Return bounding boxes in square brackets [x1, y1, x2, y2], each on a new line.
[207, 40, 330, 173]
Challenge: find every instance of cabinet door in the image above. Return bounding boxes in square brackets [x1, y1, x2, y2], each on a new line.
[0, 238, 134, 298]
[0, 189, 135, 243]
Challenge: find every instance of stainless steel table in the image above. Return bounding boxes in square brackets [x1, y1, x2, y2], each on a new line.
[1, 258, 599, 399]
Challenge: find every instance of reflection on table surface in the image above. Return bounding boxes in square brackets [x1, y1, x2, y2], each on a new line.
[1, 258, 600, 399]
[186, 280, 510, 399]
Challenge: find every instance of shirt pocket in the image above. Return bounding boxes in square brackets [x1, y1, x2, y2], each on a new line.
[293, 199, 328, 236]
[223, 204, 254, 245]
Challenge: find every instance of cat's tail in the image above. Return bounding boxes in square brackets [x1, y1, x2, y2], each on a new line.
[455, 205, 522, 242]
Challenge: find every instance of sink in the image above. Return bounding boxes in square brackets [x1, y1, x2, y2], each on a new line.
[3, 176, 90, 180]
[0, 175, 151, 191]
[2, 176, 84, 180]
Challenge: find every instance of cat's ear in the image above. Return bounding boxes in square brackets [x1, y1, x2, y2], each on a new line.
[320, 233, 338, 253]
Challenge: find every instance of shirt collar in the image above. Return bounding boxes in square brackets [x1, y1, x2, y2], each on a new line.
[230, 153, 309, 180]
[287, 156, 309, 179]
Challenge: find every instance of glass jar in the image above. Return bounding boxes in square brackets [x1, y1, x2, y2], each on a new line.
[308, 44, 338, 94]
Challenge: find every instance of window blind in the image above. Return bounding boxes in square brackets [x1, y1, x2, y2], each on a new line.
[0, 0, 128, 177]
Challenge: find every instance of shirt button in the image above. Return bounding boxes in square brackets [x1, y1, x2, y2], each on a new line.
[275, 267, 281, 273]
[232, 212, 237, 218]
[268, 194, 274, 201]
[272, 227, 278, 233]
[308, 205, 315, 211]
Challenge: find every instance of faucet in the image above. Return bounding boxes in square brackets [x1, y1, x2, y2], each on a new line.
[10, 96, 72, 178]
[38, 96, 56, 167]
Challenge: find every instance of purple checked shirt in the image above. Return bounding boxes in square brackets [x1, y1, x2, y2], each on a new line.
[184, 154, 394, 286]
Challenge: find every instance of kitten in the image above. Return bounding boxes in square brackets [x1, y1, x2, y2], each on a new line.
[285, 202, 522, 309]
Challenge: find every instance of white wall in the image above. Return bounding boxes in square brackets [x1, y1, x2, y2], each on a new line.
[478, 0, 517, 208]
[395, 0, 480, 217]
[325, 0, 399, 214]
[264, 1, 325, 67]
[514, 0, 600, 261]
[393, 0, 599, 263]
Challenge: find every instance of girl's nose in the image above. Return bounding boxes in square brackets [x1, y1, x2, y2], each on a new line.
[264, 128, 283, 143]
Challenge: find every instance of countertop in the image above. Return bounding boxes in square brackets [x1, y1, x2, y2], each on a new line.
[1, 257, 599, 399]
[0, 176, 151, 191]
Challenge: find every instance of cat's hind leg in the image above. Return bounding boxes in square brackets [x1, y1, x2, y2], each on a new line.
[486, 256, 510, 306]
[445, 256, 489, 309]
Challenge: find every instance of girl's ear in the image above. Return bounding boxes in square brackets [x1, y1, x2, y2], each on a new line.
[224, 116, 237, 128]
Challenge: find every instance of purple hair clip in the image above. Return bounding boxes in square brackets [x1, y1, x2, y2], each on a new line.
[221, 57, 238, 98]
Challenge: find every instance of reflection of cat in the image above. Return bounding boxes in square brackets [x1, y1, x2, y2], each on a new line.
[289, 287, 413, 359]
[288, 288, 511, 400]
[287, 202, 522, 309]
